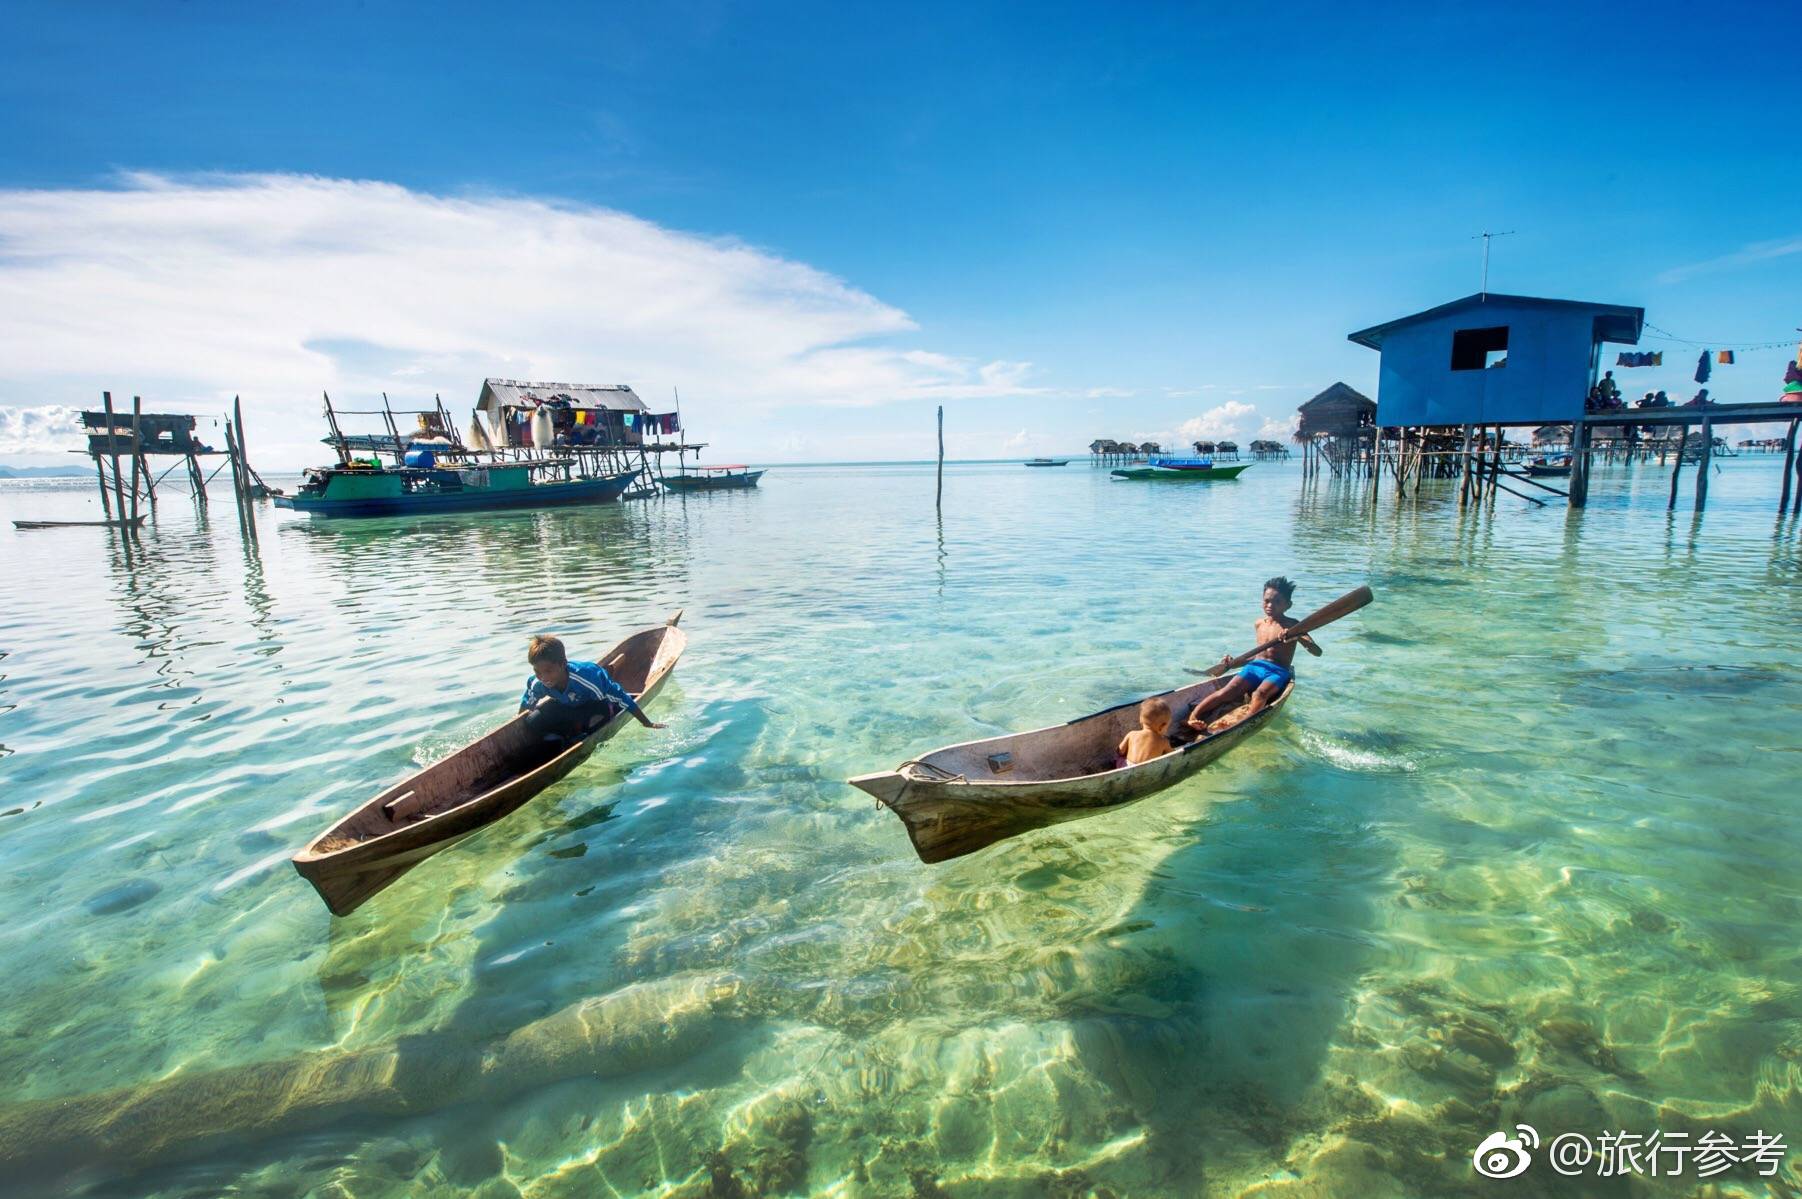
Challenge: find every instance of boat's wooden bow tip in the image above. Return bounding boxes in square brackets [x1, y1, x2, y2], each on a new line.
[666, 608, 685, 627]
[847, 770, 908, 807]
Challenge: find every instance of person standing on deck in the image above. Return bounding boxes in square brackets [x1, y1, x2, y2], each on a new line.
[520, 634, 664, 741]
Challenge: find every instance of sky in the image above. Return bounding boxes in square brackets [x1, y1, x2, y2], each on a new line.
[1, 0, 1798, 468]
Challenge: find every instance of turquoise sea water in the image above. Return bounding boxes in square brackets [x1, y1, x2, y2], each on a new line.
[1, 456, 1800, 1198]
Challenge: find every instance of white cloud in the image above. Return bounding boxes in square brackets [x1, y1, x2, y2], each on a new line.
[1258, 415, 1299, 440]
[1085, 386, 1134, 399]
[1176, 400, 1257, 442]
[0, 405, 84, 454]
[0, 173, 1039, 466]
[1659, 234, 1802, 284]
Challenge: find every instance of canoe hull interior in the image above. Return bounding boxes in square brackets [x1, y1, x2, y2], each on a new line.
[849, 674, 1292, 863]
[273, 470, 639, 518]
[291, 615, 686, 915]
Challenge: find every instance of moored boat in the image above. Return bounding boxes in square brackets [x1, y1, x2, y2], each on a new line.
[1111, 463, 1252, 481]
[274, 463, 640, 517]
[1024, 458, 1070, 467]
[291, 612, 686, 915]
[12, 516, 147, 530]
[661, 465, 764, 491]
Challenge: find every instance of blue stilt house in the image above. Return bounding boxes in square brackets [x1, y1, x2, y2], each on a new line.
[1348, 293, 1644, 428]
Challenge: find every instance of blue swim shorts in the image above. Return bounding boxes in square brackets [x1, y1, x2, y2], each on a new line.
[1237, 659, 1293, 691]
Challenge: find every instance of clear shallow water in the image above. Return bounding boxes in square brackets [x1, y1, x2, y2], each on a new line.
[1, 457, 1799, 1198]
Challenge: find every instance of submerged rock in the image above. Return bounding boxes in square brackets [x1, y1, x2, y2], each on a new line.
[83, 879, 160, 916]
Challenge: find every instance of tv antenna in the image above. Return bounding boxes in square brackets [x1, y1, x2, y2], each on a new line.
[1472, 230, 1515, 296]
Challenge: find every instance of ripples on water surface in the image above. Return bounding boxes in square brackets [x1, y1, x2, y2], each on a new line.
[1, 459, 1799, 1197]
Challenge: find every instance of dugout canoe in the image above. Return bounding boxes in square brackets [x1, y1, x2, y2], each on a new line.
[849, 673, 1291, 863]
[12, 516, 146, 529]
[291, 611, 686, 916]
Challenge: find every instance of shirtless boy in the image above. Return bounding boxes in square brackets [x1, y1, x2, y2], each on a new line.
[1185, 576, 1321, 735]
[1119, 697, 1175, 766]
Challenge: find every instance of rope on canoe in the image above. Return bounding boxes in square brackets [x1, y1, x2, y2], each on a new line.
[899, 759, 965, 783]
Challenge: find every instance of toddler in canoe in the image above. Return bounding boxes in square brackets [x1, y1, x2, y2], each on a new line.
[1117, 696, 1175, 767]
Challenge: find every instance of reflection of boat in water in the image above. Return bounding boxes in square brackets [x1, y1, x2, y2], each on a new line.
[850, 675, 1292, 863]
[275, 461, 639, 517]
[1024, 458, 1070, 467]
[1111, 458, 1252, 481]
[292, 613, 685, 916]
[660, 465, 764, 492]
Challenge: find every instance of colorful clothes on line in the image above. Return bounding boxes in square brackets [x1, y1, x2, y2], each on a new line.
[1717, 350, 1735, 365]
[1696, 350, 1712, 384]
[1617, 352, 1664, 367]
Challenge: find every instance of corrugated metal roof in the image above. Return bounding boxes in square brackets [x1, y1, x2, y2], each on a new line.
[478, 378, 648, 413]
[1347, 293, 1645, 351]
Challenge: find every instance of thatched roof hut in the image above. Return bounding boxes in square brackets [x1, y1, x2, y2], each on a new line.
[1297, 382, 1376, 438]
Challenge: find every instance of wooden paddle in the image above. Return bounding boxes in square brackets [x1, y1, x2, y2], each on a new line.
[1194, 584, 1374, 677]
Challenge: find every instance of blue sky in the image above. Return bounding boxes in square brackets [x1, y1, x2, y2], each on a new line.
[2, 0, 1798, 466]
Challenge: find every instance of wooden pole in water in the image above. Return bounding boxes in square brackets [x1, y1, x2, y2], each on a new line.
[1667, 425, 1688, 511]
[1780, 418, 1798, 514]
[1694, 417, 1713, 512]
[1456, 424, 1473, 508]
[102, 391, 128, 524]
[935, 405, 943, 511]
[93, 451, 113, 519]
[127, 396, 142, 523]
[233, 396, 249, 496]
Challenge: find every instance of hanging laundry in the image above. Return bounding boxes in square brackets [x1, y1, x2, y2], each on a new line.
[1695, 350, 1712, 384]
[1717, 350, 1734, 365]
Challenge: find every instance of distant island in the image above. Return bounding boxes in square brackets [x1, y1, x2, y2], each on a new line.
[0, 465, 88, 478]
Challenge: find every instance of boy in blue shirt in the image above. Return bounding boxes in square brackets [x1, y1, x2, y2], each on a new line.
[520, 634, 664, 741]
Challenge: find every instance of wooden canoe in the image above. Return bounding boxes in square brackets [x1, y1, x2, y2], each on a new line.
[12, 516, 146, 529]
[291, 611, 687, 916]
[849, 674, 1291, 863]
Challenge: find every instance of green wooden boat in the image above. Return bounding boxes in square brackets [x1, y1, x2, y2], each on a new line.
[1110, 463, 1252, 481]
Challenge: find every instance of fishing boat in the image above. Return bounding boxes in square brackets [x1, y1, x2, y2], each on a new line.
[1523, 456, 1571, 478]
[274, 461, 640, 518]
[1024, 458, 1070, 467]
[848, 586, 1371, 862]
[660, 465, 765, 492]
[12, 516, 146, 530]
[292, 612, 686, 916]
[1110, 461, 1252, 481]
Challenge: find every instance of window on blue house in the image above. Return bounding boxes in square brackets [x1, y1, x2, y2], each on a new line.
[1451, 326, 1509, 371]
